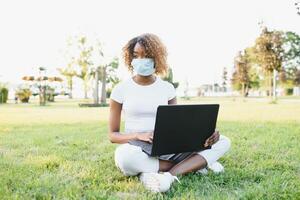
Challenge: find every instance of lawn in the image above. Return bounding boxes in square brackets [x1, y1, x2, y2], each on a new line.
[0, 97, 300, 199]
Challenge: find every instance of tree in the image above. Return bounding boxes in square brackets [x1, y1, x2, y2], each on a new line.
[254, 27, 284, 99]
[86, 40, 104, 105]
[295, 69, 300, 86]
[278, 67, 292, 94]
[221, 67, 228, 92]
[0, 83, 9, 104]
[101, 57, 119, 104]
[282, 31, 300, 68]
[231, 51, 250, 97]
[244, 47, 261, 91]
[248, 67, 260, 90]
[162, 68, 179, 89]
[281, 31, 300, 90]
[91, 57, 119, 105]
[75, 36, 93, 99]
[15, 87, 32, 103]
[37, 67, 47, 106]
[57, 59, 76, 98]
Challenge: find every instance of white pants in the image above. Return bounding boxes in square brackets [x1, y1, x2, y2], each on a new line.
[114, 135, 231, 176]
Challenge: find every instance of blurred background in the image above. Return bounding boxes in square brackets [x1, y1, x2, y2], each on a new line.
[0, 0, 299, 104]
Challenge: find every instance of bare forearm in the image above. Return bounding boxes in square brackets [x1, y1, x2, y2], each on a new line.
[109, 132, 137, 144]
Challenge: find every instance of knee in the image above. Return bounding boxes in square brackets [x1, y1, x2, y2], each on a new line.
[114, 144, 142, 176]
[219, 135, 231, 153]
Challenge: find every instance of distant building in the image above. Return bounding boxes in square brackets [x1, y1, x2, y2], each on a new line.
[196, 84, 234, 97]
[293, 87, 300, 96]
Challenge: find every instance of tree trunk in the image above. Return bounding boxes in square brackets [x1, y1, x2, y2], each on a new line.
[243, 84, 249, 97]
[94, 68, 99, 104]
[245, 84, 249, 97]
[100, 66, 107, 104]
[39, 86, 45, 106]
[273, 70, 277, 101]
[83, 78, 88, 99]
[69, 77, 73, 99]
[242, 83, 245, 97]
[39, 85, 46, 106]
[39, 88, 43, 105]
[269, 71, 273, 98]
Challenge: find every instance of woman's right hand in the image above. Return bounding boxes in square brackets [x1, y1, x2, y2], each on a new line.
[135, 132, 153, 143]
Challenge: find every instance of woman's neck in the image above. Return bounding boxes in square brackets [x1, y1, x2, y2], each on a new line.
[133, 74, 156, 86]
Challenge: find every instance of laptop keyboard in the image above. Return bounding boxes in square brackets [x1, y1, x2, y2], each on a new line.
[128, 140, 196, 162]
[128, 140, 153, 155]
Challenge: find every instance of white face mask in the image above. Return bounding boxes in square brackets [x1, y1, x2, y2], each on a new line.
[131, 58, 155, 76]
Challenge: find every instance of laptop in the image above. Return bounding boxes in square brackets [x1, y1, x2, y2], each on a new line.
[128, 104, 219, 156]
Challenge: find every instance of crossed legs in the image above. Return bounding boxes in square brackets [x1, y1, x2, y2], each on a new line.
[115, 135, 231, 176]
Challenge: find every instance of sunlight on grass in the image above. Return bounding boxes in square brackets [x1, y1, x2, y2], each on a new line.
[0, 97, 299, 199]
[1, 97, 300, 125]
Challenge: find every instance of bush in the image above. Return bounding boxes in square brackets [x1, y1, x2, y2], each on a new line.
[0, 87, 9, 103]
[285, 88, 293, 95]
[15, 88, 32, 103]
[106, 88, 112, 98]
[46, 87, 55, 102]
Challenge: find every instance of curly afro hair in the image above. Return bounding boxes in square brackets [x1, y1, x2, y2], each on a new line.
[122, 33, 168, 76]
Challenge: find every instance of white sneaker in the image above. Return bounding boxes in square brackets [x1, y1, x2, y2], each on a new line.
[208, 161, 224, 173]
[139, 172, 180, 193]
[197, 162, 224, 174]
[197, 168, 208, 175]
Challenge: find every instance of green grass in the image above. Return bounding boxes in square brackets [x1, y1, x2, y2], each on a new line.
[0, 97, 300, 199]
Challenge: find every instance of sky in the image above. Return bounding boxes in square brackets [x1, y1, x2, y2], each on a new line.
[0, 0, 299, 97]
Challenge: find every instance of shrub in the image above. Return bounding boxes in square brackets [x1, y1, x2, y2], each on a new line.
[106, 88, 112, 98]
[285, 88, 293, 95]
[0, 87, 9, 103]
[15, 88, 32, 103]
[46, 87, 55, 102]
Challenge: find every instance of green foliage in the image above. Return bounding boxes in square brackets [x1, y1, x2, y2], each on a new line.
[68, 35, 93, 99]
[0, 85, 9, 103]
[254, 28, 283, 73]
[45, 86, 55, 102]
[76, 37, 94, 80]
[162, 68, 179, 89]
[101, 57, 120, 85]
[280, 31, 300, 89]
[231, 51, 251, 96]
[57, 60, 77, 99]
[230, 27, 300, 96]
[253, 27, 284, 98]
[91, 57, 120, 104]
[282, 31, 300, 67]
[295, 69, 300, 86]
[65, 35, 121, 100]
[106, 88, 112, 98]
[285, 88, 294, 95]
[15, 88, 32, 103]
[278, 68, 296, 95]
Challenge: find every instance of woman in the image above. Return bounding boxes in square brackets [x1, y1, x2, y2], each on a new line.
[109, 33, 231, 193]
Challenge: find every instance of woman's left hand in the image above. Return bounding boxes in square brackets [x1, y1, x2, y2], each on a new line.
[204, 130, 220, 147]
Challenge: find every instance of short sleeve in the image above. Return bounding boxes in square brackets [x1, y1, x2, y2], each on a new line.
[167, 83, 176, 100]
[110, 83, 124, 104]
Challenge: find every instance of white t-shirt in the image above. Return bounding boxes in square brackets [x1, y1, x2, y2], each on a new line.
[110, 76, 176, 133]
